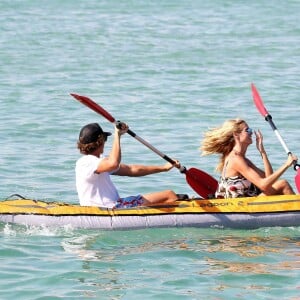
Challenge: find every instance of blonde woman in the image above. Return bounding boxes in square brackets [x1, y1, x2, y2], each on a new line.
[201, 119, 297, 198]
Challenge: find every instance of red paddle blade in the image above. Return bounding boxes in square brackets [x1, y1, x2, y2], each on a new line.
[295, 168, 300, 193]
[186, 168, 218, 199]
[70, 93, 116, 123]
[251, 83, 269, 117]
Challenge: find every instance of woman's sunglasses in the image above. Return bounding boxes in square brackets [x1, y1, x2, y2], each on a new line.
[245, 128, 253, 134]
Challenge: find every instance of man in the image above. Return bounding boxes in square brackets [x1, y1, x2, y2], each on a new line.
[76, 122, 180, 208]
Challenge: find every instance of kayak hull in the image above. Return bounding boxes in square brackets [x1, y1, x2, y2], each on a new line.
[1, 195, 300, 230]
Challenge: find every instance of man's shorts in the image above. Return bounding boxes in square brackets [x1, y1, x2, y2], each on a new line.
[114, 195, 144, 209]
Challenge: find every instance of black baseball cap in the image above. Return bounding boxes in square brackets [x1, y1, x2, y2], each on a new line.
[79, 123, 111, 144]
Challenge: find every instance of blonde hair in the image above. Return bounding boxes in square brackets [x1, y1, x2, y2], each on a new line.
[200, 119, 246, 172]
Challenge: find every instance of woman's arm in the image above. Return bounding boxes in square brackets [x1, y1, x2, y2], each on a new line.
[234, 154, 296, 193]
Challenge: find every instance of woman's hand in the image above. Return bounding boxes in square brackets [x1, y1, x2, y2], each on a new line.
[255, 129, 266, 155]
[286, 153, 298, 167]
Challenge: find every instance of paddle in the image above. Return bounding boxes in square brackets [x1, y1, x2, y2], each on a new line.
[70, 93, 218, 198]
[251, 83, 300, 192]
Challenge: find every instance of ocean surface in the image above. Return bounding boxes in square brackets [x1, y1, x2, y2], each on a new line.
[1, 0, 300, 299]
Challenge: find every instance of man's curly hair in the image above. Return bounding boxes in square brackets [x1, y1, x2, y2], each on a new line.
[77, 135, 106, 155]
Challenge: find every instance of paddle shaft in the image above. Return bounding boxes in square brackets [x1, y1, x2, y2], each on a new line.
[264, 111, 300, 196]
[265, 115, 290, 155]
[117, 123, 186, 173]
[266, 115, 299, 171]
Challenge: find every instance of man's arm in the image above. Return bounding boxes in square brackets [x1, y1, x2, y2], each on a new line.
[114, 162, 176, 177]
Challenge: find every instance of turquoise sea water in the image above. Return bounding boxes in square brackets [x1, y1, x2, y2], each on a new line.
[1, 0, 300, 299]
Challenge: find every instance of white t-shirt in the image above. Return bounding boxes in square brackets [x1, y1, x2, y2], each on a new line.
[75, 154, 120, 207]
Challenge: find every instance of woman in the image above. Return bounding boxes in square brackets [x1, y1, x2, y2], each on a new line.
[201, 119, 297, 198]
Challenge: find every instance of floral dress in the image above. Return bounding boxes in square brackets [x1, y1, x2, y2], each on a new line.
[215, 161, 260, 198]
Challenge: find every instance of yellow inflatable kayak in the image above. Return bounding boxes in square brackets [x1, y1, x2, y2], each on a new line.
[0, 195, 300, 229]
